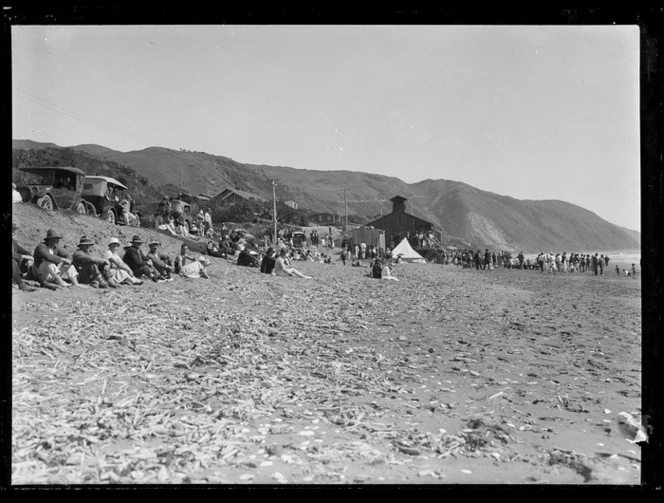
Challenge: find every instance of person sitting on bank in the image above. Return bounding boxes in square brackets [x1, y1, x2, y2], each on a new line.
[155, 212, 177, 235]
[274, 248, 311, 279]
[175, 215, 198, 240]
[236, 244, 260, 267]
[12, 221, 37, 292]
[381, 262, 399, 281]
[72, 236, 119, 289]
[206, 240, 224, 258]
[104, 237, 143, 285]
[33, 229, 81, 288]
[146, 241, 174, 281]
[174, 243, 210, 278]
[122, 235, 165, 282]
[260, 247, 276, 274]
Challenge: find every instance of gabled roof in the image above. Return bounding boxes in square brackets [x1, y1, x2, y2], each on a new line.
[214, 187, 267, 202]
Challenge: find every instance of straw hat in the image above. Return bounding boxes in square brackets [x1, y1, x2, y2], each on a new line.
[130, 235, 144, 245]
[108, 237, 121, 247]
[148, 240, 160, 247]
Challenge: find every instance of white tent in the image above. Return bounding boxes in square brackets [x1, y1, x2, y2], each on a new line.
[391, 237, 426, 263]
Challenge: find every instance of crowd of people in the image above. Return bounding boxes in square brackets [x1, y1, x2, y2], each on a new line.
[446, 248, 638, 278]
[12, 226, 212, 291]
[13, 214, 638, 294]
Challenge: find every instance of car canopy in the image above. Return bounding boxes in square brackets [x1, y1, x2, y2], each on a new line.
[82, 175, 128, 192]
[20, 166, 87, 177]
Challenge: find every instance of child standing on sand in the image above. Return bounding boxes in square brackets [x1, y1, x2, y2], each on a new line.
[631, 264, 637, 278]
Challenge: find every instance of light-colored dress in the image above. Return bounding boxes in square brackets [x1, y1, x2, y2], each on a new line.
[104, 249, 136, 284]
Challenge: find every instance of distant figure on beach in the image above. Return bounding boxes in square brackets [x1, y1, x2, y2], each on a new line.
[174, 244, 210, 279]
[275, 248, 311, 279]
[615, 264, 621, 276]
[260, 247, 276, 274]
[631, 263, 637, 278]
[236, 244, 259, 268]
[340, 247, 348, 265]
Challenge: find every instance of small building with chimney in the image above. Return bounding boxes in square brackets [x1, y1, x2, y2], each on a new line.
[365, 195, 442, 248]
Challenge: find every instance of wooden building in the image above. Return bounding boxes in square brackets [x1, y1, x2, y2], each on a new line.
[349, 227, 385, 251]
[366, 195, 442, 248]
[309, 212, 342, 225]
[210, 187, 267, 205]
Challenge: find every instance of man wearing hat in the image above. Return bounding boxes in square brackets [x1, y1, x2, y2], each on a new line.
[11, 222, 37, 292]
[122, 235, 163, 282]
[146, 240, 174, 281]
[103, 238, 144, 285]
[33, 229, 80, 288]
[72, 236, 117, 288]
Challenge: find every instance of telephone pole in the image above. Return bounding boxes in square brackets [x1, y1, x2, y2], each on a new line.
[272, 180, 278, 244]
[343, 189, 348, 233]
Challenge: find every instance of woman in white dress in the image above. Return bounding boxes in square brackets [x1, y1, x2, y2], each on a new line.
[104, 238, 144, 285]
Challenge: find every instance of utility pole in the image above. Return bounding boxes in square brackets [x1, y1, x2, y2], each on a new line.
[343, 189, 348, 233]
[272, 179, 278, 244]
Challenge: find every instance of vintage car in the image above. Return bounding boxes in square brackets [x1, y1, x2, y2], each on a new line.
[292, 231, 307, 248]
[81, 175, 130, 225]
[15, 166, 89, 213]
[170, 199, 199, 234]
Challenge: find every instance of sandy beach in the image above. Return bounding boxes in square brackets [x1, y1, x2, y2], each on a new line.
[11, 204, 643, 485]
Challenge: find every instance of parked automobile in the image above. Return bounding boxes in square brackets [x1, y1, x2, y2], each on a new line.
[170, 199, 199, 234]
[81, 175, 130, 225]
[14, 166, 89, 213]
[292, 231, 307, 248]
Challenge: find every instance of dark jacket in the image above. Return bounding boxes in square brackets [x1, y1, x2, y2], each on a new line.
[13, 238, 31, 262]
[122, 246, 151, 271]
[260, 254, 276, 274]
[72, 249, 106, 271]
[33, 242, 70, 269]
[237, 249, 258, 267]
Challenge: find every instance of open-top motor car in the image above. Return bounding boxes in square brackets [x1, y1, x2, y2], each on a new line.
[81, 175, 130, 225]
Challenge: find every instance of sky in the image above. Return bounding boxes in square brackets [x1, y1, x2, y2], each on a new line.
[11, 25, 640, 231]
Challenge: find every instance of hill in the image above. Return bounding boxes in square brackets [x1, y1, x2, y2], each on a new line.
[12, 139, 640, 252]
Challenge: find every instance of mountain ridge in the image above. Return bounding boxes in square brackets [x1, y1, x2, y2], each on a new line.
[12, 139, 640, 253]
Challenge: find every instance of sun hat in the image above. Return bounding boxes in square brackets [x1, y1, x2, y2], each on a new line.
[77, 236, 95, 247]
[131, 235, 144, 245]
[148, 240, 160, 247]
[44, 229, 62, 240]
[108, 237, 121, 246]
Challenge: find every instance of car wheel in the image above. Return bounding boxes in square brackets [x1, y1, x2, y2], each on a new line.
[37, 195, 53, 210]
[105, 208, 116, 225]
[77, 202, 87, 215]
